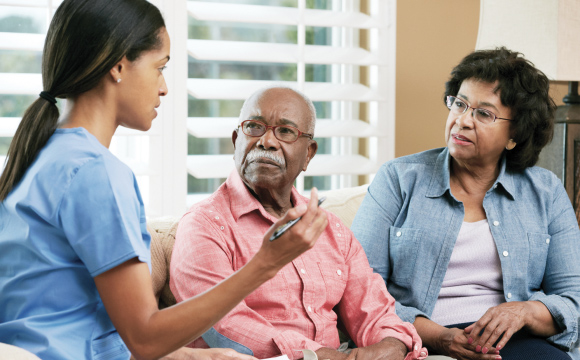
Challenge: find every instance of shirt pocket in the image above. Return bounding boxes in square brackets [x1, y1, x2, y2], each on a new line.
[527, 232, 550, 289]
[317, 262, 348, 319]
[389, 226, 422, 286]
[245, 271, 290, 320]
[91, 331, 129, 360]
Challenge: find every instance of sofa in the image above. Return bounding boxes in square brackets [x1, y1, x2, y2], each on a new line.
[149, 184, 370, 309]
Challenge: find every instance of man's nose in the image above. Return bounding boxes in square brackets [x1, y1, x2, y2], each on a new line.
[256, 128, 280, 150]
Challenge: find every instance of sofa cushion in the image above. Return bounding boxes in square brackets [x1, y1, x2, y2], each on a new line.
[320, 184, 368, 228]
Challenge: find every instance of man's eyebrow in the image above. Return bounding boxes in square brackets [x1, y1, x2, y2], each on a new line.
[279, 118, 299, 128]
[248, 116, 300, 128]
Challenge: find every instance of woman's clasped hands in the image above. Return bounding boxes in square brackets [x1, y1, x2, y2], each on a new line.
[437, 301, 535, 360]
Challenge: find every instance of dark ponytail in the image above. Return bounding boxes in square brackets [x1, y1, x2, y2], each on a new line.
[0, 0, 165, 200]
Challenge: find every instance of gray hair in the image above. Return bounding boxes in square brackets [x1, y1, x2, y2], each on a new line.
[238, 85, 317, 135]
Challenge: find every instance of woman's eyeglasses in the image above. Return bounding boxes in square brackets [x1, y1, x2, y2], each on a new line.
[446, 96, 512, 124]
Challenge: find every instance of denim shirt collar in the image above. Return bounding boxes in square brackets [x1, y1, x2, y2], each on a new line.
[425, 147, 516, 201]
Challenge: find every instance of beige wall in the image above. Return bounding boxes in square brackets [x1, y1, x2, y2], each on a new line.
[395, 0, 568, 158]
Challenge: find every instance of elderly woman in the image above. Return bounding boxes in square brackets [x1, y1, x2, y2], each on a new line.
[351, 47, 580, 360]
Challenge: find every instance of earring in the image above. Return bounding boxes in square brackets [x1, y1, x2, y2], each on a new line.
[117, 79, 122, 83]
[506, 139, 516, 150]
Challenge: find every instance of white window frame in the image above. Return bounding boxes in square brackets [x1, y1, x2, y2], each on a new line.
[0, 0, 395, 218]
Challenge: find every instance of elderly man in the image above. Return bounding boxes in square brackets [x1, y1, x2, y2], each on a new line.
[170, 87, 427, 360]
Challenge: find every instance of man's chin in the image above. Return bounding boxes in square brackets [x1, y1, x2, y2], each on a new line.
[242, 169, 285, 189]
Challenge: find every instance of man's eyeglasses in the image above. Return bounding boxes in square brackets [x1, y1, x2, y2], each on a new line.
[238, 120, 314, 143]
[446, 96, 512, 125]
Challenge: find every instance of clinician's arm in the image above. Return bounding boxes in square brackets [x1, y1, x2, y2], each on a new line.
[95, 190, 328, 360]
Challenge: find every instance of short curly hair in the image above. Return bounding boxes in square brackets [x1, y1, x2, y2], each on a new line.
[444, 47, 556, 171]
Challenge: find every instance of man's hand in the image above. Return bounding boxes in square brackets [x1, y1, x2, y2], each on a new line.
[159, 347, 258, 360]
[348, 337, 407, 360]
[314, 347, 349, 360]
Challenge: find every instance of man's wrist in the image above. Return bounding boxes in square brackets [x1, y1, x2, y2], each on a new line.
[380, 337, 407, 356]
[315, 347, 349, 360]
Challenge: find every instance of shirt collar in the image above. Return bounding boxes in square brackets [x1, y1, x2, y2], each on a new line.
[227, 170, 306, 222]
[426, 148, 516, 200]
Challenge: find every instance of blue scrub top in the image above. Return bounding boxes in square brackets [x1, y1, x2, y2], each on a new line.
[0, 128, 151, 360]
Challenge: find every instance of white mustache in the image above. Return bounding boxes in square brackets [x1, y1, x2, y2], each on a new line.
[246, 149, 285, 167]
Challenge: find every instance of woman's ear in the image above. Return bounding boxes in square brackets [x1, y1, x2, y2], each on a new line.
[506, 139, 517, 150]
[109, 57, 128, 84]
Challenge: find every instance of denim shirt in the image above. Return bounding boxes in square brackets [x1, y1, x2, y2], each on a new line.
[351, 147, 580, 353]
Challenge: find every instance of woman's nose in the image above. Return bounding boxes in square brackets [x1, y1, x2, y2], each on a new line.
[456, 109, 475, 129]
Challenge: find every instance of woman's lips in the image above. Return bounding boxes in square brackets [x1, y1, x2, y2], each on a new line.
[452, 133, 472, 145]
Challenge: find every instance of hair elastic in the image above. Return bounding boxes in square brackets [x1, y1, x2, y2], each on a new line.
[39, 91, 57, 105]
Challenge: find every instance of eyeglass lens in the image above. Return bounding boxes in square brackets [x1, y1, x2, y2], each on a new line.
[447, 96, 496, 124]
[243, 120, 299, 142]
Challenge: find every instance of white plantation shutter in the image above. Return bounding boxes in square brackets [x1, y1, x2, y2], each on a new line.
[0, 0, 395, 216]
[185, 0, 396, 205]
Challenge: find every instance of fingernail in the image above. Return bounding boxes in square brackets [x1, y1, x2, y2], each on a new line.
[496, 345, 502, 351]
[496, 356, 502, 360]
[475, 345, 481, 352]
[482, 347, 488, 354]
[468, 337, 473, 344]
[420, 352, 426, 357]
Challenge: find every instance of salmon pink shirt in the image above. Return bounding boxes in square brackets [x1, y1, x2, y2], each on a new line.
[170, 171, 426, 360]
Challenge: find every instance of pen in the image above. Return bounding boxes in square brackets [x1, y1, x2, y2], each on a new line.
[269, 196, 326, 242]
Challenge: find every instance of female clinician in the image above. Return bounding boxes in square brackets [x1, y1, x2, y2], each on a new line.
[0, 1, 328, 359]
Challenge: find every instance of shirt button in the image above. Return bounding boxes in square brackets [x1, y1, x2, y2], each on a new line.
[337, 269, 342, 276]
[493, 221, 499, 226]
[507, 293, 512, 299]
[503, 251, 509, 257]
[396, 231, 402, 237]
[337, 233, 342, 237]
[493, 184, 498, 189]
[335, 223, 340, 227]
[215, 216, 219, 220]
[300, 268, 306, 274]
[307, 306, 312, 312]
[220, 226, 224, 230]
[546, 238, 550, 244]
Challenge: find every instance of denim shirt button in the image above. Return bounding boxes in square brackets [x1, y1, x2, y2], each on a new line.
[493, 221, 500, 226]
[502, 251, 509, 257]
[507, 292, 512, 299]
[546, 238, 550, 244]
[396, 231, 402, 237]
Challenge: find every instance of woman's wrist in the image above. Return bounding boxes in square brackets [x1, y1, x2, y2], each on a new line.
[245, 250, 281, 282]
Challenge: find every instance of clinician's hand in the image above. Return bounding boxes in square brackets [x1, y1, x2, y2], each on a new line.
[255, 187, 328, 275]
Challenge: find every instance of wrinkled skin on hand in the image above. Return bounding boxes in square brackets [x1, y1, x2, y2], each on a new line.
[436, 327, 499, 360]
[464, 302, 529, 354]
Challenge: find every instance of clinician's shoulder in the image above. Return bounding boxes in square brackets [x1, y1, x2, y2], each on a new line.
[36, 128, 135, 194]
